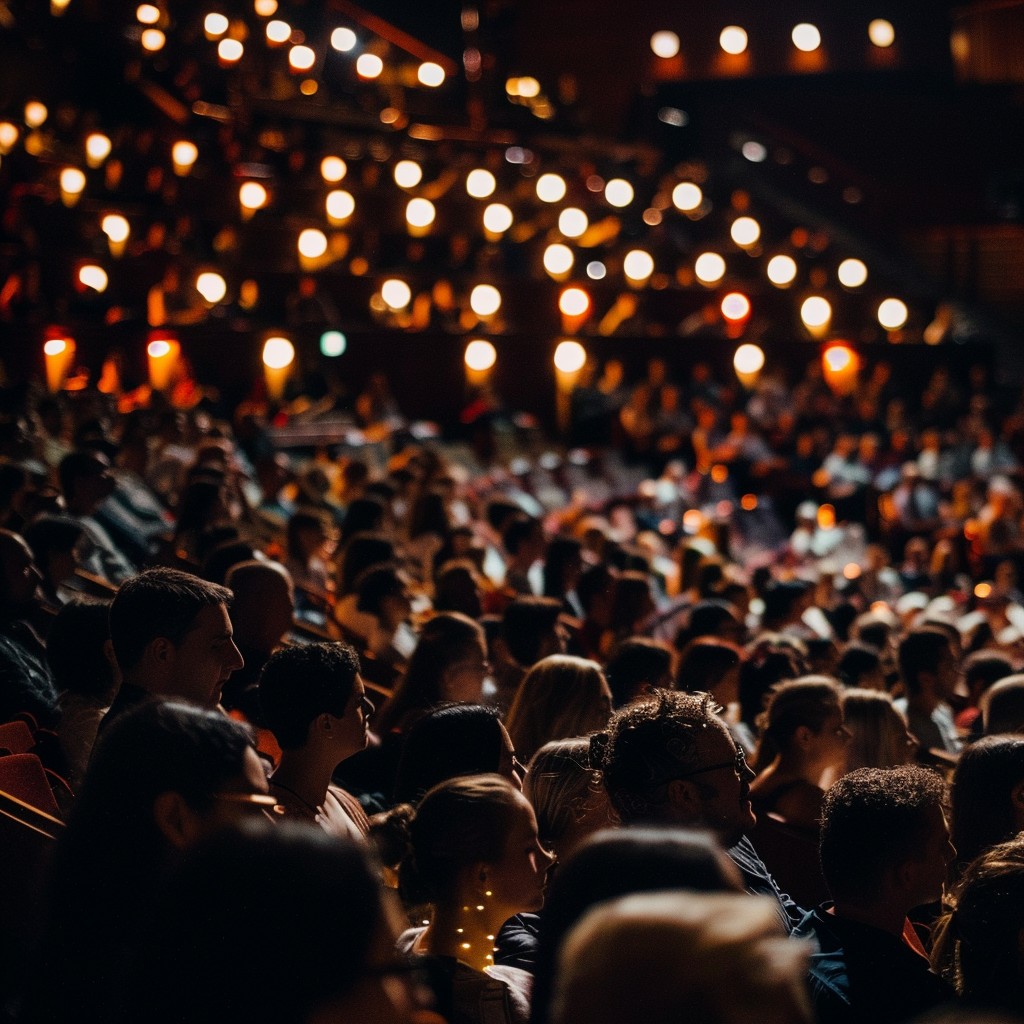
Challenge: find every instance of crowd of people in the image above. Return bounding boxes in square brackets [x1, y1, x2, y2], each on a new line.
[3, 350, 1024, 1023]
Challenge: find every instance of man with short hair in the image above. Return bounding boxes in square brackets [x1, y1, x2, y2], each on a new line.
[101, 567, 244, 730]
[598, 689, 803, 932]
[503, 516, 545, 596]
[981, 674, 1024, 735]
[797, 766, 955, 1024]
[895, 627, 961, 754]
[494, 596, 567, 709]
[259, 641, 373, 839]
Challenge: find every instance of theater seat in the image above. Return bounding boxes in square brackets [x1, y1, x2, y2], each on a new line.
[0, 753, 63, 820]
[0, 719, 35, 755]
[749, 811, 830, 909]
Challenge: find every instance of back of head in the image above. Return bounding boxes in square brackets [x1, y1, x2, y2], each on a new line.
[503, 515, 540, 557]
[853, 614, 892, 653]
[819, 766, 946, 904]
[109, 568, 232, 675]
[258, 642, 360, 750]
[605, 638, 674, 708]
[354, 563, 403, 617]
[434, 560, 483, 619]
[22, 515, 85, 569]
[507, 655, 610, 764]
[753, 676, 843, 768]
[841, 688, 913, 771]
[738, 644, 802, 728]
[551, 891, 810, 1024]
[898, 627, 951, 697]
[225, 559, 291, 608]
[339, 532, 395, 595]
[58, 450, 104, 502]
[502, 596, 562, 667]
[525, 738, 602, 851]
[676, 638, 741, 695]
[608, 571, 652, 632]
[409, 489, 450, 540]
[762, 580, 812, 631]
[123, 821, 384, 1024]
[982, 675, 1024, 735]
[836, 643, 882, 689]
[393, 703, 504, 804]
[340, 497, 385, 544]
[45, 598, 114, 700]
[962, 651, 1014, 696]
[543, 537, 583, 598]
[576, 563, 614, 617]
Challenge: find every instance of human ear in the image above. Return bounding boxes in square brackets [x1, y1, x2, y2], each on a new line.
[149, 636, 174, 665]
[666, 778, 702, 819]
[794, 724, 814, 751]
[153, 791, 199, 851]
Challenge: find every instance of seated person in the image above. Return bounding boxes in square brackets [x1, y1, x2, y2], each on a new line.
[797, 766, 955, 1024]
[956, 650, 1013, 734]
[258, 641, 372, 840]
[22, 515, 87, 605]
[493, 597, 566, 710]
[604, 637, 674, 709]
[352, 563, 417, 665]
[894, 627, 961, 755]
[981, 673, 1024, 735]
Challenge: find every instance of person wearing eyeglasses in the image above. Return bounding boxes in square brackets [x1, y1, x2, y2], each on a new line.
[593, 689, 806, 933]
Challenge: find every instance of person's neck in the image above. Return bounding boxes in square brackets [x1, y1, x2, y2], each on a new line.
[272, 748, 338, 813]
[831, 898, 911, 940]
[760, 753, 821, 789]
[425, 899, 511, 974]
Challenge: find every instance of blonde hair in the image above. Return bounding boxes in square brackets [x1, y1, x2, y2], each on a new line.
[507, 655, 611, 764]
[552, 891, 811, 1024]
[842, 688, 914, 771]
[524, 738, 609, 849]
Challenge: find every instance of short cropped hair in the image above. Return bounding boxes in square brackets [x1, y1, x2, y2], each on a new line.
[503, 516, 540, 556]
[898, 627, 951, 696]
[502, 596, 562, 667]
[354, 564, 404, 618]
[606, 638, 674, 708]
[819, 766, 946, 903]
[258, 642, 361, 750]
[109, 568, 232, 673]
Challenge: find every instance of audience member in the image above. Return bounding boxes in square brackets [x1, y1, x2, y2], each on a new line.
[495, 597, 566, 706]
[895, 628, 961, 754]
[603, 637, 674, 708]
[841, 688, 917, 771]
[981, 674, 1024, 735]
[836, 642, 887, 691]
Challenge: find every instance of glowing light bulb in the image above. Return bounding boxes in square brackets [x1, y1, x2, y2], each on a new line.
[694, 252, 726, 283]
[483, 203, 512, 234]
[543, 244, 574, 276]
[650, 31, 680, 58]
[558, 208, 588, 238]
[321, 156, 347, 182]
[24, 102, 48, 128]
[466, 169, 495, 198]
[730, 217, 760, 247]
[172, 140, 198, 173]
[79, 265, 108, 292]
[326, 190, 354, 220]
[623, 249, 654, 282]
[734, 343, 765, 374]
[263, 337, 295, 369]
[0, 123, 19, 154]
[289, 45, 315, 70]
[470, 284, 501, 317]
[604, 178, 634, 208]
[878, 298, 908, 330]
[559, 287, 589, 317]
[516, 77, 540, 98]
[381, 279, 411, 309]
[266, 19, 290, 42]
[141, 28, 166, 51]
[801, 296, 832, 328]
[823, 344, 853, 372]
[196, 272, 227, 303]
[102, 214, 130, 242]
[405, 197, 435, 228]
[136, 4, 160, 23]
[85, 133, 111, 167]
[239, 182, 267, 210]
[320, 331, 346, 356]
[672, 182, 702, 212]
[147, 340, 170, 358]
[792, 23, 821, 51]
[465, 339, 497, 371]
[356, 53, 383, 78]
[868, 19, 895, 48]
[721, 292, 751, 321]
[766, 255, 797, 286]
[837, 258, 868, 288]
[204, 13, 229, 36]
[331, 27, 356, 51]
[536, 174, 566, 203]
[44, 339, 67, 357]
[554, 340, 586, 373]
[254, 0, 277, 14]
[60, 167, 86, 195]
[393, 160, 422, 188]
[719, 26, 748, 54]
[418, 62, 445, 87]
[218, 38, 243, 61]
[298, 228, 328, 258]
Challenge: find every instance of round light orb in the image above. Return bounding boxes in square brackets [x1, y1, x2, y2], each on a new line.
[60, 167, 86, 195]
[536, 173, 566, 203]
[417, 62, 445, 87]
[405, 197, 436, 228]
[837, 258, 868, 288]
[741, 141, 768, 162]
[297, 228, 328, 259]
[694, 252, 726, 283]
[218, 38, 243, 61]
[465, 339, 497, 371]
[868, 19, 895, 47]
[801, 296, 832, 328]
[172, 140, 198, 169]
[470, 284, 501, 317]
[381, 279, 411, 310]
[320, 330, 347, 357]
[605, 178, 634, 208]
[586, 261, 606, 280]
[672, 181, 702, 211]
[331, 27, 356, 51]
[326, 190, 355, 219]
[85, 133, 112, 165]
[102, 214, 130, 242]
[239, 181, 267, 209]
[24, 102, 48, 128]
[289, 45, 315, 70]
[147, 340, 171, 358]
[766, 254, 797, 286]
[878, 298, 908, 330]
[516, 77, 540, 98]
[792, 23, 821, 51]
[823, 344, 853, 373]
[254, 0, 277, 15]
[719, 25, 748, 54]
[558, 208, 588, 238]
[466, 169, 496, 198]
[721, 292, 751, 321]
[393, 160, 422, 188]
[483, 203, 513, 233]
[136, 4, 159, 23]
[623, 249, 654, 281]
[79, 265, 108, 292]
[263, 337, 295, 369]
[204, 13, 229, 36]
[650, 31, 680, 58]
[266, 19, 290, 42]
[734, 343, 765, 375]
[559, 287, 590, 317]
[44, 339, 67, 357]
[196, 272, 227, 303]
[141, 29, 166, 51]
[544, 243, 574, 276]
[356, 53, 383, 78]
[554, 340, 586, 374]
[730, 216, 761, 247]
[320, 156, 347, 182]
[0, 122, 19, 153]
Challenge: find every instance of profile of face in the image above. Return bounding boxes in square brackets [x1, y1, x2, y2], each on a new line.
[328, 673, 374, 760]
[482, 793, 556, 917]
[904, 804, 956, 907]
[0, 535, 43, 608]
[165, 602, 245, 706]
[440, 637, 489, 704]
[496, 722, 525, 791]
[803, 708, 852, 775]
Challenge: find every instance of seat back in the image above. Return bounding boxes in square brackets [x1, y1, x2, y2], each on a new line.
[0, 752, 63, 820]
[749, 810, 830, 908]
[0, 719, 36, 754]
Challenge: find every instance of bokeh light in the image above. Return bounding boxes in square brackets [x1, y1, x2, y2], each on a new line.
[326, 190, 355, 220]
[466, 169, 496, 198]
[465, 339, 497, 371]
[204, 13, 229, 36]
[78, 265, 108, 292]
[730, 217, 760, 247]
[792, 23, 821, 51]
[878, 298, 908, 329]
[721, 292, 751, 321]
[393, 160, 422, 188]
[605, 178, 634, 208]
[141, 29, 166, 51]
[405, 197, 436, 227]
[85, 133, 112, 167]
[868, 19, 895, 47]
[417, 62, 445, 86]
[536, 173, 566, 203]
[196, 272, 227, 303]
[650, 31, 680, 58]
[719, 26, 748, 54]
[266, 19, 290, 42]
[263, 337, 295, 369]
[559, 287, 589, 316]
[734, 343, 765, 374]
[801, 296, 832, 328]
[623, 250, 655, 282]
[470, 284, 502, 316]
[239, 182, 268, 209]
[558, 208, 588, 238]
[672, 182, 702, 211]
[381, 279, 412, 309]
[544, 244, 574, 276]
[321, 156, 347, 182]
[289, 45, 315, 71]
[694, 252, 726, 283]
[218, 38, 243, 61]
[766, 255, 797, 286]
[102, 214, 130, 242]
[483, 203, 513, 233]
[320, 331, 347, 357]
[331, 27, 356, 51]
[356, 53, 383, 78]
[297, 228, 328, 258]
[554, 340, 586, 373]
[837, 258, 868, 288]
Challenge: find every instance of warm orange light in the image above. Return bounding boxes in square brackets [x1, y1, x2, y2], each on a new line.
[289, 45, 315, 70]
[823, 344, 853, 373]
[741, 494, 758, 511]
[559, 287, 589, 317]
[554, 340, 586, 374]
[818, 504, 836, 529]
[975, 582, 993, 599]
[711, 464, 729, 483]
[464, 339, 497, 371]
[218, 38, 244, 62]
[721, 292, 750, 321]
[239, 181, 268, 210]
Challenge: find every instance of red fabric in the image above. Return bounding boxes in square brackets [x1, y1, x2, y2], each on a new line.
[0, 753, 62, 819]
[0, 720, 35, 754]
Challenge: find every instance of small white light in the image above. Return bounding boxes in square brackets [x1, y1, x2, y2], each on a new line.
[543, 244, 574, 276]
[60, 167, 86, 195]
[465, 339, 497, 371]
[418, 62, 445, 87]
[719, 26, 748, 54]
[239, 182, 267, 209]
[878, 298, 908, 330]
[605, 178, 634, 208]
[266, 20, 290, 42]
[792, 23, 821, 52]
[136, 4, 160, 24]
[0, 122, 19, 153]
[331, 27, 357, 51]
[356, 53, 383, 78]
[536, 174, 566, 203]
[721, 292, 751, 321]
[85, 133, 112, 167]
[672, 182, 702, 211]
[650, 31, 680, 58]
[321, 156, 347, 182]
[483, 204, 513, 233]
[559, 288, 589, 317]
[141, 28, 166, 51]
[558, 208, 588, 238]
[554, 340, 586, 373]
[263, 337, 295, 369]
[102, 214, 130, 243]
[196, 272, 227, 303]
[801, 296, 832, 328]
[326, 190, 355, 220]
[734, 343, 765, 375]
[147, 339, 171, 358]
[394, 160, 422, 188]
[204, 13, 229, 36]
[289, 45, 315, 71]
[320, 331, 347, 357]
[79, 265, 108, 292]
[837, 258, 868, 288]
[381, 279, 412, 309]
[741, 141, 767, 163]
[466, 169, 496, 198]
[470, 284, 501, 317]
[254, 0, 277, 15]
[405, 197, 435, 228]
[766, 255, 797, 286]
[297, 228, 328, 258]
[623, 250, 654, 281]
[868, 19, 895, 48]
[586, 261, 606, 280]
[44, 339, 68, 357]
[218, 38, 243, 61]
[172, 140, 198, 171]
[24, 102, 48, 128]
[730, 217, 760, 247]
[694, 252, 726, 283]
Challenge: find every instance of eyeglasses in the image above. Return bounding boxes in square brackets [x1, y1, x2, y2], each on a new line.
[675, 745, 749, 781]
